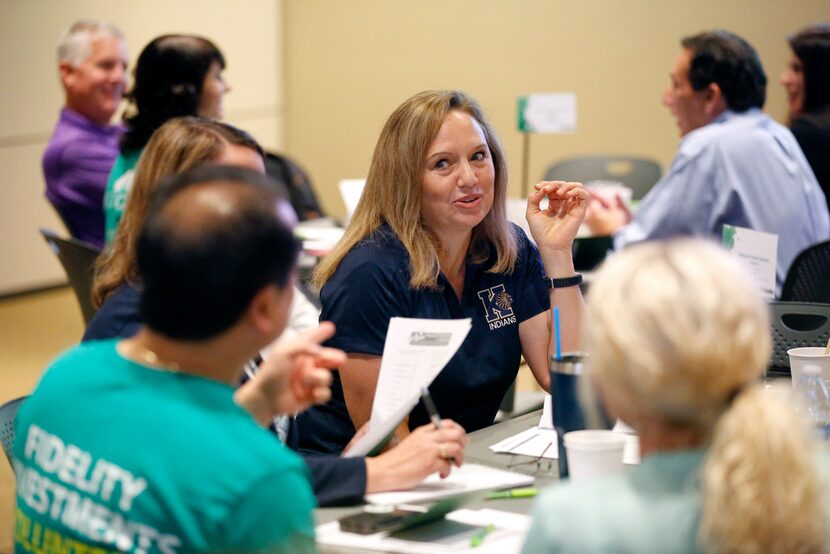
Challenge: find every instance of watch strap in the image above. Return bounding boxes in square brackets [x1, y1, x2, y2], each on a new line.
[544, 273, 583, 289]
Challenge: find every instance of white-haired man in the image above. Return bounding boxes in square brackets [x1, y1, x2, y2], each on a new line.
[43, 20, 127, 247]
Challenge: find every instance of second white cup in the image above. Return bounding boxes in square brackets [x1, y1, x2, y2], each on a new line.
[788, 347, 830, 386]
[564, 430, 626, 482]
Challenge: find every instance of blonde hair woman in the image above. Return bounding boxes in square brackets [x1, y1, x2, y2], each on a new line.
[523, 239, 828, 553]
[299, 90, 587, 454]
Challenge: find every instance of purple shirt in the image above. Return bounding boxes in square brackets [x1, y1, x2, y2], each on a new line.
[42, 108, 123, 247]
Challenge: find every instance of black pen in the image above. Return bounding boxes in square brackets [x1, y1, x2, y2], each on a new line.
[421, 387, 442, 429]
[421, 387, 455, 462]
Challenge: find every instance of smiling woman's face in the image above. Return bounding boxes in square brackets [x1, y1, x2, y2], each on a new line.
[420, 110, 495, 240]
[197, 61, 230, 119]
[780, 54, 805, 118]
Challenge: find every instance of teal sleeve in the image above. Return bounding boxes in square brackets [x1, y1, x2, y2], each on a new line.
[521, 489, 567, 554]
[221, 466, 317, 553]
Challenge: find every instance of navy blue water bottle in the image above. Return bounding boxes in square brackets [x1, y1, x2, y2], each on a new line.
[550, 353, 587, 479]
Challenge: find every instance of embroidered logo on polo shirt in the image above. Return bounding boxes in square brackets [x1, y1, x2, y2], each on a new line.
[477, 284, 517, 330]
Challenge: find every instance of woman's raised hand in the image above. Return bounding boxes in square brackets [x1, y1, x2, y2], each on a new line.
[526, 181, 589, 254]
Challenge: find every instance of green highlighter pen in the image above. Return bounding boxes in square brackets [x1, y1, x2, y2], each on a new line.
[470, 524, 495, 547]
[485, 487, 538, 500]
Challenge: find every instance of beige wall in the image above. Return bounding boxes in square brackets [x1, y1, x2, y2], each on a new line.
[0, 0, 283, 295]
[4, 1, 825, 295]
[284, 0, 829, 218]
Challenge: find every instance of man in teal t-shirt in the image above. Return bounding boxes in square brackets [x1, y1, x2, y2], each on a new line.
[15, 165, 343, 553]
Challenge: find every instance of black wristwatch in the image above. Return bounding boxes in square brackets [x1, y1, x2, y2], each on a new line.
[543, 274, 583, 289]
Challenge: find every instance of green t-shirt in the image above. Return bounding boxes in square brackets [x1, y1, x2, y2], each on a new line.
[103, 149, 142, 245]
[14, 340, 316, 553]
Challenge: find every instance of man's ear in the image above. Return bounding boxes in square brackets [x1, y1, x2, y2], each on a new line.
[246, 284, 286, 335]
[703, 82, 727, 119]
[59, 61, 75, 88]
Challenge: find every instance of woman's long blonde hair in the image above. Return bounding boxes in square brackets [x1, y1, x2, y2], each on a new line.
[585, 239, 825, 553]
[312, 90, 517, 289]
[92, 117, 263, 307]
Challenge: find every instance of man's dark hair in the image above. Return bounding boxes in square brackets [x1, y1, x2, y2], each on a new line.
[137, 165, 299, 341]
[789, 24, 830, 113]
[682, 31, 767, 112]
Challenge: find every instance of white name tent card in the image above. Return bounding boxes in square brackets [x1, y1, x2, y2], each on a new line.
[722, 224, 778, 301]
[344, 317, 472, 458]
[338, 178, 366, 226]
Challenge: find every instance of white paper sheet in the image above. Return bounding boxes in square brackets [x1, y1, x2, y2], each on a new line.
[316, 508, 531, 554]
[345, 396, 421, 458]
[364, 463, 533, 505]
[489, 427, 558, 459]
[372, 318, 471, 422]
[344, 317, 472, 458]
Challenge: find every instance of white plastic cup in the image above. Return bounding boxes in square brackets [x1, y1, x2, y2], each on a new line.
[788, 347, 830, 386]
[563, 430, 626, 482]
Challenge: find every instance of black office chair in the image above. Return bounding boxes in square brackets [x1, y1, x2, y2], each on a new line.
[39, 228, 102, 325]
[0, 395, 26, 471]
[768, 302, 830, 378]
[47, 202, 81, 240]
[543, 156, 662, 200]
[781, 240, 830, 304]
[572, 236, 613, 272]
[264, 151, 326, 221]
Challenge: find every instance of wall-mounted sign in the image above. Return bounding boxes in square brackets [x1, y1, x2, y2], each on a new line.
[517, 93, 577, 133]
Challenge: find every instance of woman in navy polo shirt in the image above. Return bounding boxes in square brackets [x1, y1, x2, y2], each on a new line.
[298, 90, 587, 454]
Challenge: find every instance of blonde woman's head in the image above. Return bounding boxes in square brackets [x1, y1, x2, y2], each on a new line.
[584, 238, 826, 553]
[362, 90, 508, 235]
[585, 238, 770, 429]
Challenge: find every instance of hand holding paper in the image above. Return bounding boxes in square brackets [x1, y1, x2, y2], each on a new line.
[345, 317, 472, 457]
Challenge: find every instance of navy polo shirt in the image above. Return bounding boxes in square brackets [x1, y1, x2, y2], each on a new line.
[297, 223, 549, 454]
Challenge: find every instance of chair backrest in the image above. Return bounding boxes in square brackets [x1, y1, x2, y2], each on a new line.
[543, 156, 662, 200]
[40, 228, 102, 325]
[264, 151, 326, 221]
[768, 302, 830, 378]
[0, 395, 27, 471]
[781, 240, 830, 304]
[572, 236, 613, 271]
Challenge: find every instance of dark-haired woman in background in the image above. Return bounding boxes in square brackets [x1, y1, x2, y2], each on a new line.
[103, 35, 230, 242]
[781, 24, 830, 209]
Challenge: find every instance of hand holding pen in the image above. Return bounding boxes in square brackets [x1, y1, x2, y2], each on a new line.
[366, 411, 467, 487]
[421, 387, 466, 465]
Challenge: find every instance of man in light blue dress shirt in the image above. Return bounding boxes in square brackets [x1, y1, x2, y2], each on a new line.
[587, 31, 830, 296]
